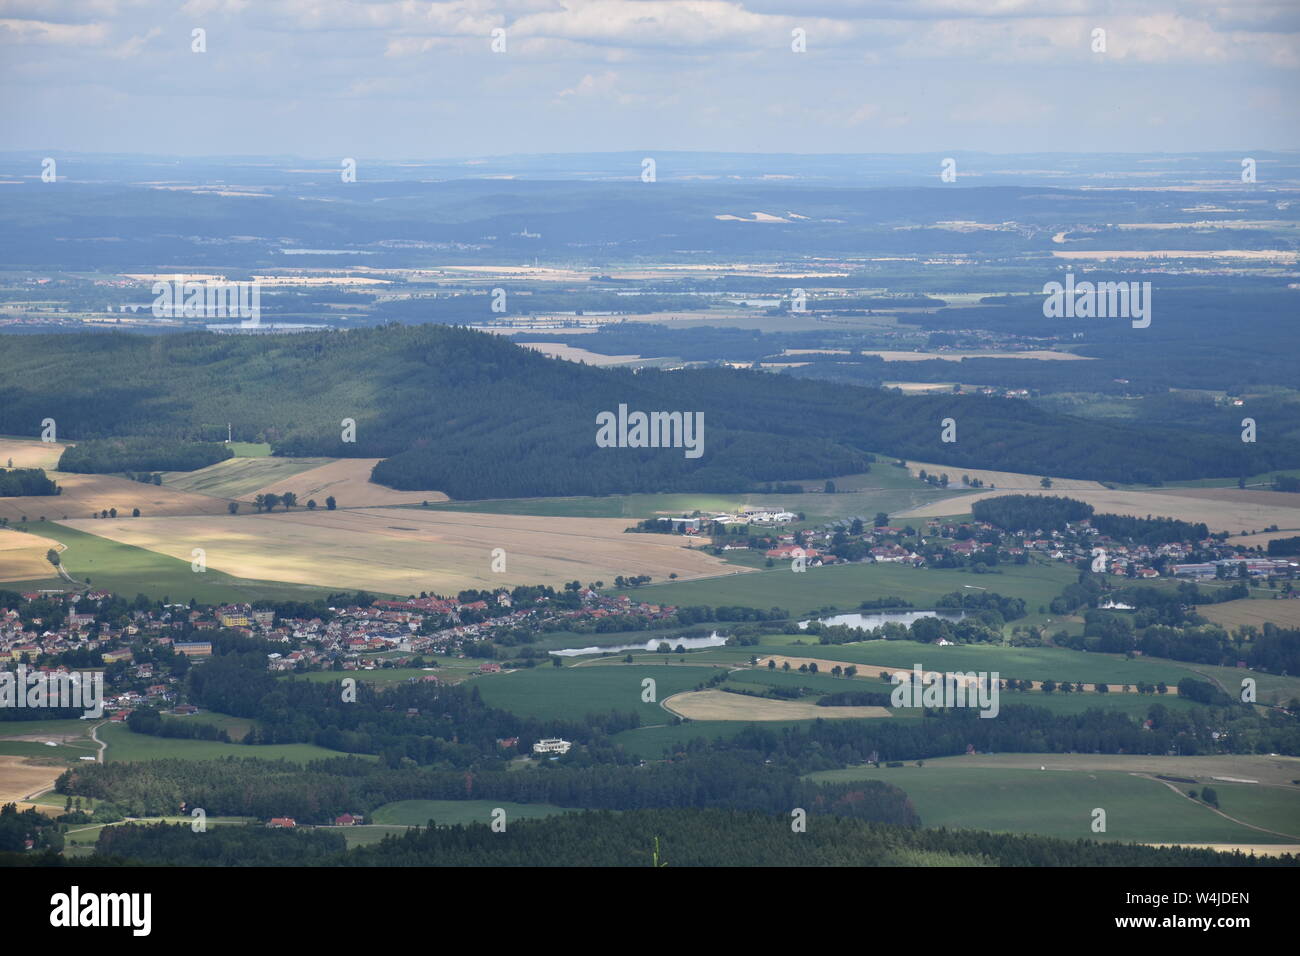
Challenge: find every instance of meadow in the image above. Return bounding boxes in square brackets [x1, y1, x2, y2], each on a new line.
[761, 637, 1200, 686]
[806, 764, 1300, 844]
[611, 559, 1076, 620]
[473, 662, 720, 722]
[97, 721, 358, 764]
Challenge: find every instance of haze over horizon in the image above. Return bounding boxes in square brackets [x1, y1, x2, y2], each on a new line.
[2, 0, 1297, 157]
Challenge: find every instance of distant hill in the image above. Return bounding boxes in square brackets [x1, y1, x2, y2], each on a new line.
[0, 326, 1295, 498]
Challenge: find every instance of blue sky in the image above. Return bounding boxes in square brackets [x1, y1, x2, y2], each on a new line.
[2, 0, 1297, 157]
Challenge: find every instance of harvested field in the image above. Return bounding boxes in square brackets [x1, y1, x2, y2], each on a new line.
[1226, 529, 1300, 547]
[517, 343, 647, 365]
[901, 487, 1300, 533]
[241, 458, 448, 507]
[60, 507, 743, 594]
[0, 437, 66, 470]
[163, 456, 332, 498]
[0, 472, 232, 524]
[1146, 843, 1300, 857]
[0, 755, 59, 805]
[662, 689, 890, 721]
[1197, 598, 1300, 631]
[904, 461, 1106, 492]
[0, 528, 64, 582]
[857, 349, 1090, 361]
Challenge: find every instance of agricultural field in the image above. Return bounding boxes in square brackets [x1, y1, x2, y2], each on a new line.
[0, 437, 66, 470]
[284, 660, 484, 686]
[1197, 597, 1300, 631]
[6, 520, 341, 603]
[903, 460, 1106, 492]
[662, 688, 889, 721]
[759, 638, 1200, 686]
[805, 762, 1300, 845]
[0, 471, 232, 524]
[58, 507, 740, 595]
[0, 527, 65, 582]
[96, 720, 358, 764]
[237, 458, 448, 507]
[369, 799, 575, 827]
[162, 455, 332, 499]
[612, 558, 1076, 621]
[900, 486, 1300, 535]
[415, 466, 957, 526]
[473, 662, 720, 722]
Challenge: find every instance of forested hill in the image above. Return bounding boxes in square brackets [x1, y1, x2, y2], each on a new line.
[0, 326, 1293, 498]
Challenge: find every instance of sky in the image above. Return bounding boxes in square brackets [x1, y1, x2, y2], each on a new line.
[1, 0, 1298, 158]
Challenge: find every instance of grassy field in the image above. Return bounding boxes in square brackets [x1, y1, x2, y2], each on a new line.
[161, 456, 332, 498]
[611, 719, 809, 758]
[612, 559, 1076, 622]
[473, 662, 720, 722]
[284, 660, 485, 686]
[411, 466, 957, 526]
[97, 721, 356, 764]
[227, 442, 272, 457]
[761, 637, 1200, 685]
[369, 799, 575, 827]
[806, 764, 1300, 843]
[9, 520, 343, 603]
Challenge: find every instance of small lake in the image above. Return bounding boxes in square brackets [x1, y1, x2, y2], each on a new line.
[798, 610, 967, 632]
[549, 632, 728, 657]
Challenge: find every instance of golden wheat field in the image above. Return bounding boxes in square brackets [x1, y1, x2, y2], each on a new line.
[904, 461, 1107, 492]
[0, 472, 233, 524]
[0, 438, 66, 471]
[1197, 599, 1300, 631]
[662, 689, 891, 721]
[0, 528, 65, 582]
[901, 486, 1300, 533]
[238, 458, 448, 507]
[58, 507, 744, 594]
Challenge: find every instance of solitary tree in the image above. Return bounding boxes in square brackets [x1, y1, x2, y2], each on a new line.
[325, 496, 337, 510]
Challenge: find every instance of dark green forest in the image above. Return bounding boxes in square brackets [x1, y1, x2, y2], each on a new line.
[82, 810, 1294, 868]
[1, 325, 1294, 497]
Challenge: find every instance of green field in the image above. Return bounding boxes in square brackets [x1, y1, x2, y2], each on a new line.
[13, 520, 346, 604]
[97, 721, 357, 764]
[611, 719, 809, 758]
[763, 637, 1201, 686]
[227, 442, 272, 458]
[161, 455, 331, 498]
[410, 466, 957, 526]
[283, 659, 484, 686]
[611, 559, 1076, 622]
[64, 816, 255, 847]
[0, 718, 96, 739]
[806, 765, 1300, 843]
[370, 799, 575, 827]
[474, 662, 720, 722]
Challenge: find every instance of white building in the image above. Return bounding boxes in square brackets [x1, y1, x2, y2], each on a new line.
[533, 738, 572, 755]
